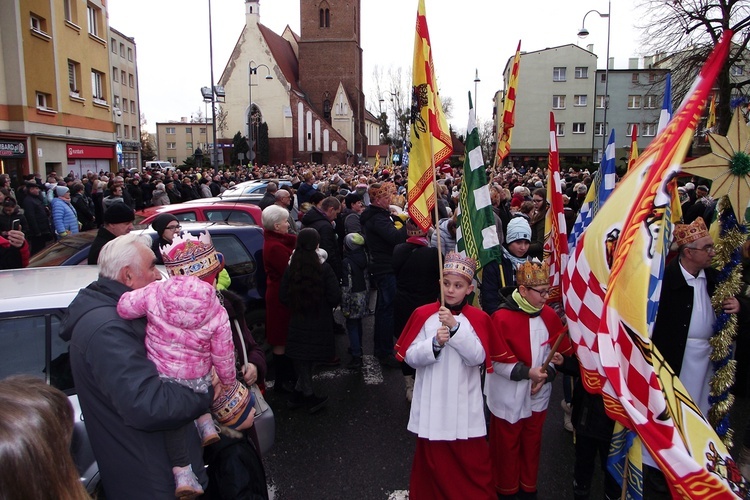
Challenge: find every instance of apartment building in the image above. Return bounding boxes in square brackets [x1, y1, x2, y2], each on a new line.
[109, 27, 141, 170]
[155, 120, 214, 166]
[0, 0, 118, 183]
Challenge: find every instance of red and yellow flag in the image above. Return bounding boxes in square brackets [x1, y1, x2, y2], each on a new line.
[543, 112, 568, 306]
[407, 0, 452, 232]
[627, 124, 638, 171]
[707, 95, 717, 130]
[495, 40, 521, 166]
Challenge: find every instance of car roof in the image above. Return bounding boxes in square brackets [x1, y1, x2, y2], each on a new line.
[138, 201, 261, 223]
[0, 266, 102, 312]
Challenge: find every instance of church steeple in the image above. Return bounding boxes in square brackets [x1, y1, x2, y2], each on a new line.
[246, 0, 259, 24]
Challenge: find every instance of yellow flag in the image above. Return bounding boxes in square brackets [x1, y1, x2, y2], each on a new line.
[373, 151, 380, 174]
[407, 0, 452, 232]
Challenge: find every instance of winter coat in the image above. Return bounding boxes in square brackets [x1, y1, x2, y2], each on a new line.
[429, 217, 456, 256]
[280, 261, 341, 362]
[302, 206, 342, 279]
[359, 204, 407, 276]
[151, 187, 170, 206]
[60, 277, 211, 499]
[341, 246, 369, 320]
[71, 192, 96, 230]
[392, 239, 441, 335]
[21, 193, 51, 237]
[0, 208, 29, 238]
[117, 275, 236, 386]
[263, 229, 296, 346]
[50, 197, 78, 235]
[88, 227, 117, 264]
[199, 183, 212, 198]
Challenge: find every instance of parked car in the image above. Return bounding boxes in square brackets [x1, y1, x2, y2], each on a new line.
[0, 263, 275, 493]
[135, 201, 262, 226]
[29, 222, 269, 350]
[215, 179, 293, 205]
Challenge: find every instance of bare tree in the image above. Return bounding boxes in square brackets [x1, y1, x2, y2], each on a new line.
[139, 113, 156, 163]
[478, 119, 495, 165]
[191, 108, 205, 123]
[637, 0, 750, 135]
[215, 105, 229, 139]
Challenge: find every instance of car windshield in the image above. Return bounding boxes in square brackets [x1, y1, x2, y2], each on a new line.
[29, 232, 97, 267]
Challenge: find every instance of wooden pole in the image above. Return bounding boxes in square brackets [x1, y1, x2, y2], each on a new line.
[542, 325, 569, 367]
[426, 115, 445, 306]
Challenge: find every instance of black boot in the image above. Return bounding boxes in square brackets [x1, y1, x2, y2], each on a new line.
[287, 390, 306, 410]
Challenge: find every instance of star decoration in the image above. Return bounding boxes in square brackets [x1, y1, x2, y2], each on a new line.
[682, 108, 750, 222]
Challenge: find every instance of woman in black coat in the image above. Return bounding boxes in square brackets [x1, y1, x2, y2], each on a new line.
[280, 228, 341, 413]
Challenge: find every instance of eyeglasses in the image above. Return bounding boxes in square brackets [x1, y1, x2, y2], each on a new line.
[688, 244, 715, 253]
[526, 286, 550, 297]
[165, 225, 182, 231]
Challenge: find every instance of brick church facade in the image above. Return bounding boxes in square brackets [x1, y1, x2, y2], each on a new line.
[218, 0, 370, 165]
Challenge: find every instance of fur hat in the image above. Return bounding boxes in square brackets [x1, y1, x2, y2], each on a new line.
[506, 217, 532, 244]
[674, 217, 709, 247]
[162, 231, 224, 284]
[516, 258, 549, 287]
[443, 252, 476, 283]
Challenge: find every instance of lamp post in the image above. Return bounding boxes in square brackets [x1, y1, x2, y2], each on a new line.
[578, 0, 611, 163]
[247, 62, 273, 165]
[207, 0, 219, 169]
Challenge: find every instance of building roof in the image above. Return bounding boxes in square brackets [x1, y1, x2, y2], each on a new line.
[364, 109, 379, 123]
[258, 23, 301, 93]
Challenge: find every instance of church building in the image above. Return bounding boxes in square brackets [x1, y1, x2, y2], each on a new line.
[218, 0, 373, 165]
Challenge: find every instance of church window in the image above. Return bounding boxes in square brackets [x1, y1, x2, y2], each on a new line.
[319, 3, 330, 28]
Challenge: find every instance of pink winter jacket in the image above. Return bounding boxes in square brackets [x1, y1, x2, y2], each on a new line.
[117, 275, 236, 386]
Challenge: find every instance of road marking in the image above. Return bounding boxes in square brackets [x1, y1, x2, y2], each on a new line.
[387, 490, 409, 499]
[362, 355, 384, 385]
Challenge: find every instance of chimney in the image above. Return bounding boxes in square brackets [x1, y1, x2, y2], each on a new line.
[180, 117, 187, 123]
[586, 44, 594, 53]
[628, 57, 639, 70]
[608, 57, 614, 70]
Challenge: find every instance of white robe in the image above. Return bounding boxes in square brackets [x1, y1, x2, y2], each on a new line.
[405, 311, 487, 441]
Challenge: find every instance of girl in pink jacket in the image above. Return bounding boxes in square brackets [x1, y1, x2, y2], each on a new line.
[117, 231, 245, 498]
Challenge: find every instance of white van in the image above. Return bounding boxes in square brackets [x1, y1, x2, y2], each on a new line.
[144, 160, 174, 173]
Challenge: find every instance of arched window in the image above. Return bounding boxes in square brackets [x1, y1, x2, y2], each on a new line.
[325, 8, 330, 27]
[319, 2, 330, 28]
[319, 8, 324, 28]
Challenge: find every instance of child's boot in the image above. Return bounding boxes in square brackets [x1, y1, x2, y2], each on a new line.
[173, 465, 204, 499]
[195, 413, 220, 447]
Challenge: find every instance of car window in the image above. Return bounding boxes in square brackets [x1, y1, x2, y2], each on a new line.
[206, 210, 256, 225]
[246, 185, 266, 195]
[175, 212, 198, 222]
[212, 234, 257, 275]
[0, 312, 74, 392]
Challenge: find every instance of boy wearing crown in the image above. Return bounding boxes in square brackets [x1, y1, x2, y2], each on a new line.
[486, 258, 572, 499]
[394, 252, 496, 499]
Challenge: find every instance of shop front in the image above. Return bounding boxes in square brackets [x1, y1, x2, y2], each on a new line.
[67, 143, 115, 179]
[0, 137, 29, 187]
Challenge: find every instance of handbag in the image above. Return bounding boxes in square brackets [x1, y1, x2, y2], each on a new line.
[233, 320, 271, 416]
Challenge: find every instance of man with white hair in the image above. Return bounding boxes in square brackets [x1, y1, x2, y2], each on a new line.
[61, 234, 213, 499]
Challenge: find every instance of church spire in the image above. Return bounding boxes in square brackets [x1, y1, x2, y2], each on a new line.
[246, 0, 259, 24]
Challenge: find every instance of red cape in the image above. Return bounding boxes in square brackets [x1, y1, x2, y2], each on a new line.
[490, 305, 571, 366]
[394, 301, 498, 372]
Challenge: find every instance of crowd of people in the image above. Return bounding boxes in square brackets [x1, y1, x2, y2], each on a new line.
[1, 157, 750, 499]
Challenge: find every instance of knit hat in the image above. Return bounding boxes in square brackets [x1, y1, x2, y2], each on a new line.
[162, 231, 224, 284]
[344, 192, 362, 208]
[674, 217, 709, 247]
[684, 182, 695, 191]
[443, 252, 476, 283]
[151, 213, 179, 236]
[510, 195, 524, 209]
[506, 217, 532, 244]
[55, 185, 70, 197]
[344, 232, 365, 251]
[103, 203, 135, 224]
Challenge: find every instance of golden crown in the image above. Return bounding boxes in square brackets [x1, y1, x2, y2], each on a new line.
[673, 216, 709, 247]
[162, 231, 223, 282]
[516, 258, 549, 287]
[443, 252, 477, 283]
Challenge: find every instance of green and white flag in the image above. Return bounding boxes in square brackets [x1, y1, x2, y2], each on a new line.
[456, 93, 501, 269]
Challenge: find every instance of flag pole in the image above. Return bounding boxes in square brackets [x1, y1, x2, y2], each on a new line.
[429, 126, 445, 306]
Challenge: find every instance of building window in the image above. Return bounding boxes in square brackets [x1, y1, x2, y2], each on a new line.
[600, 73, 607, 83]
[87, 4, 100, 37]
[30, 13, 48, 34]
[573, 122, 586, 134]
[119, 43, 125, 57]
[130, 101, 135, 113]
[63, 0, 77, 23]
[114, 95, 120, 107]
[68, 60, 81, 94]
[111, 38, 116, 52]
[731, 65, 744, 76]
[575, 67, 588, 79]
[555, 122, 565, 136]
[36, 92, 51, 109]
[553, 67, 566, 82]
[574, 95, 587, 107]
[185, 127, 192, 134]
[121, 70, 126, 83]
[90, 70, 105, 101]
[112, 67, 118, 82]
[627, 123, 637, 136]
[186, 142, 193, 150]
[200, 128, 206, 134]
[627, 95, 642, 109]
[124, 127, 129, 139]
[122, 99, 128, 113]
[127, 48, 133, 61]
[167, 142, 176, 149]
[131, 126, 136, 138]
[631, 72, 640, 83]
[116, 124, 121, 136]
[596, 95, 606, 108]
[168, 157, 177, 164]
[644, 95, 657, 109]
[552, 95, 566, 109]
[649, 72, 658, 83]
[128, 73, 134, 88]
[595, 122, 604, 136]
[166, 127, 176, 134]
[643, 123, 657, 136]
[319, 8, 330, 27]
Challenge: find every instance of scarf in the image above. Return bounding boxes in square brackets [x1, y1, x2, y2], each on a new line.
[512, 289, 542, 314]
[502, 246, 527, 271]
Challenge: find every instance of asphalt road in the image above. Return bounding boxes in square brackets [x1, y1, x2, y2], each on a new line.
[260, 309, 750, 500]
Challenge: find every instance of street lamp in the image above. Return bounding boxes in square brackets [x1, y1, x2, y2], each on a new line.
[578, 0, 611, 163]
[247, 62, 273, 165]
[207, 0, 220, 168]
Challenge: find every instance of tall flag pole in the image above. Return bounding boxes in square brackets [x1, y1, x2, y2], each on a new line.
[407, 0, 453, 234]
[627, 124, 639, 171]
[456, 92, 501, 269]
[494, 40, 521, 168]
[563, 31, 747, 498]
[657, 73, 672, 133]
[543, 112, 568, 307]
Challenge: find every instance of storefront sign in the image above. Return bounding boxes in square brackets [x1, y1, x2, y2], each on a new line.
[0, 140, 27, 158]
[67, 144, 115, 159]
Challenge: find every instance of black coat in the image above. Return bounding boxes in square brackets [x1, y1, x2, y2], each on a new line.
[359, 205, 407, 276]
[88, 227, 117, 264]
[301, 207, 342, 280]
[21, 193, 51, 237]
[392, 241, 440, 335]
[280, 262, 341, 362]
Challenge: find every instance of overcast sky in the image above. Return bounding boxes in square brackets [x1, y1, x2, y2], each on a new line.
[108, 0, 642, 133]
